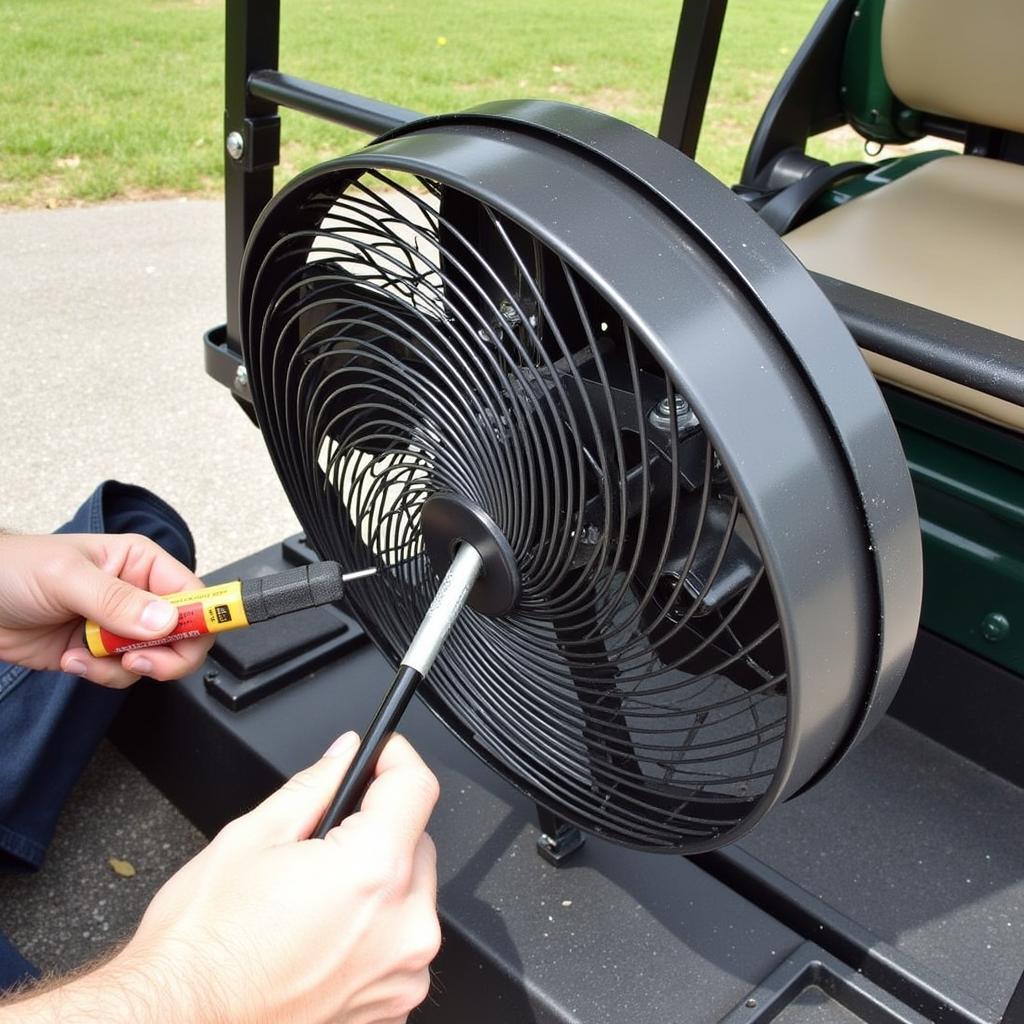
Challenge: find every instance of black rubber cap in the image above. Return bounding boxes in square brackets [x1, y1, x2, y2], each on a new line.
[421, 495, 520, 616]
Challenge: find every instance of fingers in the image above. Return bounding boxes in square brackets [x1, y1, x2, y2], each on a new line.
[61, 646, 140, 689]
[53, 552, 178, 643]
[121, 634, 215, 681]
[218, 733, 438, 874]
[85, 533, 204, 596]
[350, 734, 440, 857]
[134, 545, 205, 598]
[223, 732, 361, 848]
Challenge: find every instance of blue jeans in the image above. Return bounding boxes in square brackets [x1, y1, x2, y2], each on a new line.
[0, 481, 195, 992]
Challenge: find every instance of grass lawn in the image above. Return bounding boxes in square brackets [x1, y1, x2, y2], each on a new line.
[0, 0, 865, 208]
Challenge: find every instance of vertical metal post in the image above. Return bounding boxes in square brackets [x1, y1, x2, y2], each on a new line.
[224, 0, 281, 354]
[658, 0, 728, 158]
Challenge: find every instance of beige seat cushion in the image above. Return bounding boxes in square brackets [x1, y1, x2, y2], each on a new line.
[784, 155, 1024, 430]
[882, 0, 1024, 135]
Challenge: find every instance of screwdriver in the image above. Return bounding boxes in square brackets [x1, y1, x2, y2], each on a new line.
[85, 562, 376, 658]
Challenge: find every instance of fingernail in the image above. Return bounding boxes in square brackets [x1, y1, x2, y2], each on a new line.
[325, 731, 358, 758]
[128, 656, 154, 676]
[64, 658, 87, 676]
[141, 600, 175, 632]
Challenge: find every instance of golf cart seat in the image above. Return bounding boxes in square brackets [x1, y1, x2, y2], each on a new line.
[752, 0, 1024, 430]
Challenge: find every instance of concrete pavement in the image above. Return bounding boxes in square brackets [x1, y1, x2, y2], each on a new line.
[0, 198, 299, 572]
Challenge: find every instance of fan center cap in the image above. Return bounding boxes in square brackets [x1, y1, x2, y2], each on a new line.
[421, 495, 520, 616]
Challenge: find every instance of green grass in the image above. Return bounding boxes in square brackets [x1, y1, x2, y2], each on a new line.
[0, 0, 865, 207]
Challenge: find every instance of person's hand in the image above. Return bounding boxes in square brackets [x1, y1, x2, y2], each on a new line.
[0, 532, 213, 687]
[0, 733, 443, 1024]
[125, 732, 441, 1023]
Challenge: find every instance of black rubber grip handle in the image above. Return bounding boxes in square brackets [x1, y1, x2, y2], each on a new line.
[240, 562, 345, 623]
[312, 663, 422, 838]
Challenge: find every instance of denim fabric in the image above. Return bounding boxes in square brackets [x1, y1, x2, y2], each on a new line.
[0, 933, 36, 991]
[0, 481, 195, 993]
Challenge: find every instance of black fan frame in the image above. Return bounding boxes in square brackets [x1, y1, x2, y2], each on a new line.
[240, 102, 921, 852]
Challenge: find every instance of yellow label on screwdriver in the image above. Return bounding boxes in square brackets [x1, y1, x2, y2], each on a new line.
[84, 580, 250, 657]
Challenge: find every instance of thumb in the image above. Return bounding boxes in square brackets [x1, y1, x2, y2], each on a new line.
[59, 559, 178, 640]
[224, 732, 361, 848]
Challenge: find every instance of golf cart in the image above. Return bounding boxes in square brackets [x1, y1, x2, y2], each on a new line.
[114, 1, 1024, 1021]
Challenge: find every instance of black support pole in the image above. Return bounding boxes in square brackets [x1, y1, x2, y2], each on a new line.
[224, 0, 281, 358]
[248, 71, 421, 136]
[658, 0, 728, 158]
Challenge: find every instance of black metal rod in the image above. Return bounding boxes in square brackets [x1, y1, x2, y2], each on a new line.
[658, 0, 728, 157]
[312, 544, 482, 837]
[248, 70, 421, 137]
[313, 663, 423, 837]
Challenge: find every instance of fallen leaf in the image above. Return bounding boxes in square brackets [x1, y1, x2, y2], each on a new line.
[436, 35, 447, 46]
[109, 857, 136, 878]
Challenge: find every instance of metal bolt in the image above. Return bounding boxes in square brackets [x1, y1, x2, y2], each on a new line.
[659, 395, 689, 418]
[234, 364, 249, 390]
[745, 999, 758, 1009]
[203, 670, 219, 685]
[981, 612, 1010, 643]
[499, 300, 521, 328]
[649, 394, 694, 433]
[225, 131, 245, 161]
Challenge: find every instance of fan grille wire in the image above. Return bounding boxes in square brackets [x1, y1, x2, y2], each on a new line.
[246, 169, 789, 850]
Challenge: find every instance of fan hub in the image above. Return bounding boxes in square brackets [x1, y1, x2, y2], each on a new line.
[421, 495, 520, 616]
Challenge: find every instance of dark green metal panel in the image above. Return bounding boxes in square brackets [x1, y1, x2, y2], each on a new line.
[841, 0, 923, 143]
[884, 387, 1024, 676]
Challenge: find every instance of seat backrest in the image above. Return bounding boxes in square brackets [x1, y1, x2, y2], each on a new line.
[881, 0, 1024, 135]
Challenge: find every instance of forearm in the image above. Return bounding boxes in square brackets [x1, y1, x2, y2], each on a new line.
[0, 943, 215, 1024]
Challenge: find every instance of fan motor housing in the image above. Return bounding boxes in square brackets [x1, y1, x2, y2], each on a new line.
[239, 100, 922, 853]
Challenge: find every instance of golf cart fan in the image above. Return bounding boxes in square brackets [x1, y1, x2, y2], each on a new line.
[240, 102, 922, 854]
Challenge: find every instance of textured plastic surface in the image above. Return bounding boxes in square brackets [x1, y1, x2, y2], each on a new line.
[113, 539, 1024, 1022]
[719, 943, 931, 1024]
[213, 604, 349, 678]
[739, 711, 1024, 1019]
[240, 562, 345, 623]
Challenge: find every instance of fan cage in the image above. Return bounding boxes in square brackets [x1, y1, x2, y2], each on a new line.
[245, 166, 793, 851]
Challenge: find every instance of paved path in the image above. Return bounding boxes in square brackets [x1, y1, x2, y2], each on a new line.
[0, 198, 299, 572]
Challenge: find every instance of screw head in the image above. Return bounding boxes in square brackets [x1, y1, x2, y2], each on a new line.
[225, 131, 245, 161]
[234, 364, 249, 390]
[981, 611, 1010, 643]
